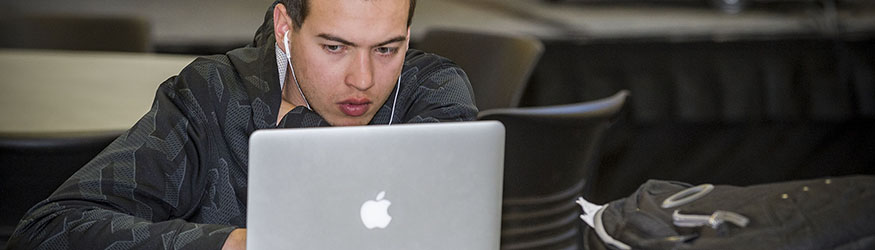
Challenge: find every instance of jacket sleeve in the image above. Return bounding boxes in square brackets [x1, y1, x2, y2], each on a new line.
[7, 73, 236, 249]
[404, 65, 479, 123]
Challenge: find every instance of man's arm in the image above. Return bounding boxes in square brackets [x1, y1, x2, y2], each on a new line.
[7, 72, 240, 249]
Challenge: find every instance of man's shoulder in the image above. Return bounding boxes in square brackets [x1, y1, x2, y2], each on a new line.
[171, 51, 268, 96]
[169, 54, 234, 88]
[157, 53, 254, 110]
[180, 54, 236, 80]
[403, 49, 460, 76]
[402, 49, 469, 89]
[394, 49, 477, 123]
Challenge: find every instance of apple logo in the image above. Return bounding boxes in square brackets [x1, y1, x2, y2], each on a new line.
[360, 191, 392, 229]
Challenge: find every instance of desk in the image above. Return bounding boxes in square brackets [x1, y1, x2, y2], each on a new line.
[0, 49, 196, 133]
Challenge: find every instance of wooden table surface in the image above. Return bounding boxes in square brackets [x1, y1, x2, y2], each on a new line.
[0, 49, 196, 133]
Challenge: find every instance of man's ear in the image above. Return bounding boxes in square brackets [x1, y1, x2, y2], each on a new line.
[273, 4, 292, 51]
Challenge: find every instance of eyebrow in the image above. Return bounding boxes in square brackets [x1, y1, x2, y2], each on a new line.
[318, 33, 408, 48]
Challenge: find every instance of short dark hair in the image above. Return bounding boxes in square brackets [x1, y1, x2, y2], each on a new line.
[280, 0, 416, 30]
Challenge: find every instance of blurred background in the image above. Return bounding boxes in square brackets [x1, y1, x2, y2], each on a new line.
[1, 0, 874, 248]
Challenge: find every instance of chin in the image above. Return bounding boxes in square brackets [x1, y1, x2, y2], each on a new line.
[328, 117, 373, 126]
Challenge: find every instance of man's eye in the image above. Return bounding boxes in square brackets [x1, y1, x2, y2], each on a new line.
[375, 47, 397, 55]
[324, 45, 344, 53]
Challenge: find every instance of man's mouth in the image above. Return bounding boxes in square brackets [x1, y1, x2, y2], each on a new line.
[338, 98, 371, 117]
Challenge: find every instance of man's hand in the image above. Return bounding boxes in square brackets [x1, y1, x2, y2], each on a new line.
[222, 228, 247, 250]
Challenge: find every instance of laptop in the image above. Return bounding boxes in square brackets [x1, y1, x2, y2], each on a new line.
[247, 121, 505, 250]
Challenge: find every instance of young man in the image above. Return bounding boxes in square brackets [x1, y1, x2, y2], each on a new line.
[7, 0, 477, 249]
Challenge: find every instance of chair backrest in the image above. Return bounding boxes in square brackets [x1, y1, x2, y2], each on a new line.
[417, 28, 544, 111]
[0, 131, 121, 248]
[478, 90, 629, 250]
[0, 14, 151, 52]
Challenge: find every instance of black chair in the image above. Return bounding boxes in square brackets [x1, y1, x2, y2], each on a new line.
[417, 27, 544, 111]
[0, 131, 122, 248]
[0, 14, 151, 52]
[478, 90, 629, 250]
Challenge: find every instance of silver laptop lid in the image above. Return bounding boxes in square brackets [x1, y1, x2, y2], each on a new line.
[248, 121, 504, 250]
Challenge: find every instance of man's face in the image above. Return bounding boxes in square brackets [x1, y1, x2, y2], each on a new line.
[288, 0, 410, 126]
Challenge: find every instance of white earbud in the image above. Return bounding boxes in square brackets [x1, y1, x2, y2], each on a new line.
[388, 75, 401, 125]
[284, 30, 312, 110]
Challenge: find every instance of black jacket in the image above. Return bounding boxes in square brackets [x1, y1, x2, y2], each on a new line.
[7, 2, 477, 249]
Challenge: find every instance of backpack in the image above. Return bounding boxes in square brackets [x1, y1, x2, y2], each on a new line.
[578, 175, 875, 250]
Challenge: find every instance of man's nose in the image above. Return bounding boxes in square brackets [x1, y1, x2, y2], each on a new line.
[345, 51, 374, 91]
